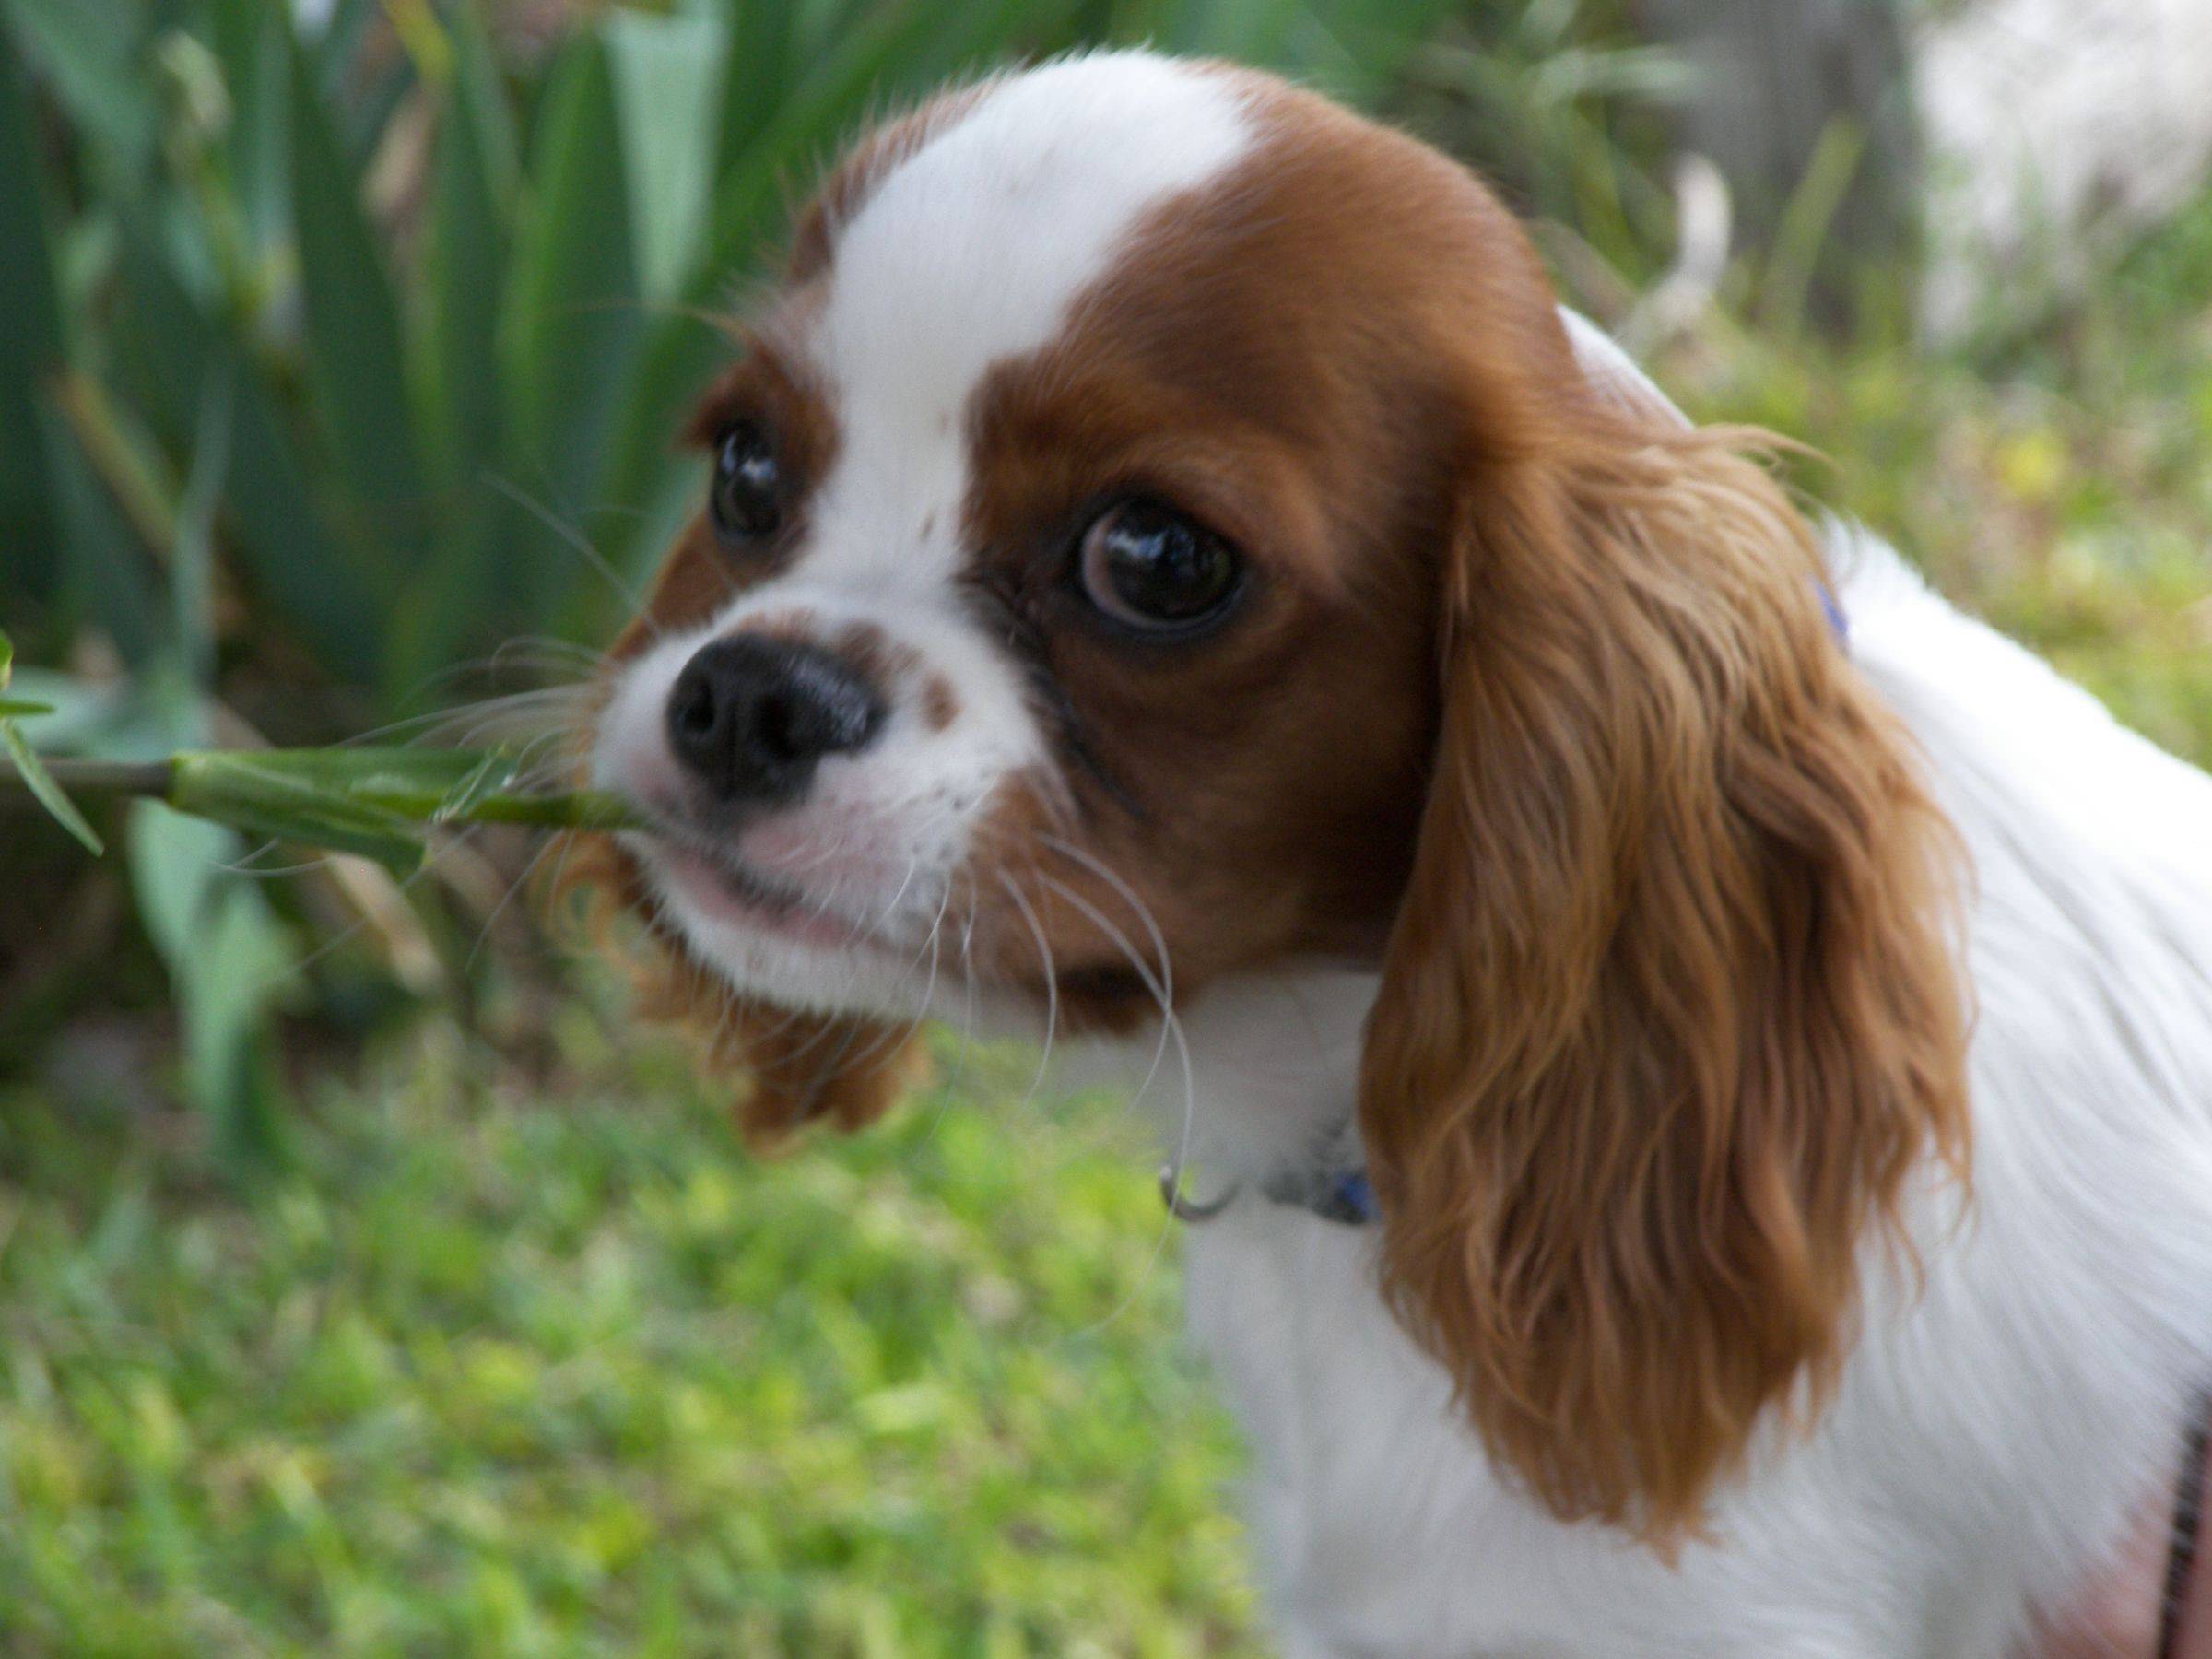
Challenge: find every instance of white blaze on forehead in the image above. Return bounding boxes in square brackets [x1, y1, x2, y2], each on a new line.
[802, 53, 1254, 584]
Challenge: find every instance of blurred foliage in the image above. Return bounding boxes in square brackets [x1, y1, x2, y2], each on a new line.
[1651, 181, 2212, 773]
[6, 0, 1616, 1152]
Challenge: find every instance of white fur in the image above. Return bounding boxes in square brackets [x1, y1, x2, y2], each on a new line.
[807, 51, 1252, 599]
[591, 53, 1253, 1020]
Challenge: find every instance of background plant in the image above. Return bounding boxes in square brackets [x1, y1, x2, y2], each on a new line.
[8, 0, 1642, 1157]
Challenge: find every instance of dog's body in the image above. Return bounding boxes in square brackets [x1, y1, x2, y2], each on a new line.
[583, 52, 2212, 1654]
[1155, 524, 2212, 1655]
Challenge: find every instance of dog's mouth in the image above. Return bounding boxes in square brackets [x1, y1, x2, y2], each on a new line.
[629, 825, 900, 958]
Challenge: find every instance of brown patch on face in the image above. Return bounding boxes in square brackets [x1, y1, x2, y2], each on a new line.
[552, 834, 925, 1148]
[820, 620, 948, 732]
[830, 621, 920, 687]
[948, 77, 1540, 1020]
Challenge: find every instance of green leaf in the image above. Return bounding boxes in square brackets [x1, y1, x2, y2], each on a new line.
[107, 229, 386, 686]
[206, 0, 292, 257]
[606, 9, 723, 300]
[168, 748, 442, 872]
[126, 798, 296, 1166]
[3, 715, 105, 853]
[0, 666, 119, 747]
[713, 0, 796, 177]
[224, 363, 389, 687]
[0, 699, 54, 716]
[171, 369, 235, 688]
[39, 399, 164, 665]
[287, 30, 426, 553]
[1, 0, 156, 181]
[127, 795, 233, 975]
[421, 5, 512, 490]
[390, 8, 515, 695]
[0, 18, 63, 597]
[500, 33, 641, 621]
[1159, 0, 1298, 60]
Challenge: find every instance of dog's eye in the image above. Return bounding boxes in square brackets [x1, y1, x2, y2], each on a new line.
[1077, 500, 1241, 633]
[711, 422, 783, 541]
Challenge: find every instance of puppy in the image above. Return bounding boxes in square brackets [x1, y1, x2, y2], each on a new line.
[585, 53, 2212, 1655]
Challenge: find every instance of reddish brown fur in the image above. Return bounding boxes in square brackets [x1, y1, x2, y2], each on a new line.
[1359, 414, 1970, 1544]
[581, 67, 1972, 1536]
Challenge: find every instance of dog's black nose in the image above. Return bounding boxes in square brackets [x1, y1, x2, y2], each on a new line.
[665, 634, 886, 805]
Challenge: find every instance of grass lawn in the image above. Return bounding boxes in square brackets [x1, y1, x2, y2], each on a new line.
[0, 993, 1257, 1655]
[5, 175, 2212, 1659]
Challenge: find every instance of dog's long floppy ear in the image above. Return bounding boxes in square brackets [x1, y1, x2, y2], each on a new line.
[564, 590, 926, 1151]
[1358, 362, 1971, 1545]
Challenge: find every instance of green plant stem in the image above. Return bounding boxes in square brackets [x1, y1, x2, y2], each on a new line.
[0, 755, 635, 833]
[2, 758, 173, 796]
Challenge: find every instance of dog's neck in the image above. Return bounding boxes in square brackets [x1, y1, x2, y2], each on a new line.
[1066, 963, 1380, 1194]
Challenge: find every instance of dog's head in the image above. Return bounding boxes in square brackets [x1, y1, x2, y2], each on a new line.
[586, 52, 1969, 1541]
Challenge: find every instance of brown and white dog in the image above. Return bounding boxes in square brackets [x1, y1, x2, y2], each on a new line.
[583, 53, 2212, 1655]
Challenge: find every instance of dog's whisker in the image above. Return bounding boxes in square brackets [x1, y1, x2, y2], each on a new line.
[995, 866, 1061, 1114]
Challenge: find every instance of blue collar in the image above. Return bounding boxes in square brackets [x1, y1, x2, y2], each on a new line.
[1818, 580, 1849, 641]
[1158, 1160, 1378, 1227]
[1261, 1164, 1379, 1226]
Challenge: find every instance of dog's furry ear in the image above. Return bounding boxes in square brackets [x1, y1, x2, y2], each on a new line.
[1358, 400, 1970, 1545]
[557, 835, 924, 1152]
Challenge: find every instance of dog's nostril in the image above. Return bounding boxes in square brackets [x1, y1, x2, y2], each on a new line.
[670, 674, 717, 739]
[752, 690, 806, 767]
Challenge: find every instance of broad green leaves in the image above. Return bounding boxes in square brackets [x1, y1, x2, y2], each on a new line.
[287, 31, 426, 560]
[500, 31, 642, 625]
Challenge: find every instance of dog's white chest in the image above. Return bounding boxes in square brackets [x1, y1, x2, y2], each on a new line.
[1180, 1206, 1646, 1656]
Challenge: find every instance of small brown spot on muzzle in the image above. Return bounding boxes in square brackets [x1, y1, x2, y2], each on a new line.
[920, 675, 960, 733]
[828, 622, 959, 734]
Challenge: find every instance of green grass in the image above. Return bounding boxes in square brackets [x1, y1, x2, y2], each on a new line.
[0, 982, 1257, 1656]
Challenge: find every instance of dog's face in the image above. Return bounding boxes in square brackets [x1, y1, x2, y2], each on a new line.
[593, 57, 1507, 1033]
[588, 52, 1970, 1543]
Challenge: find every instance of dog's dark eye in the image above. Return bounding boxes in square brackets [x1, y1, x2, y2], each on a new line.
[711, 422, 783, 541]
[1077, 500, 1241, 633]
